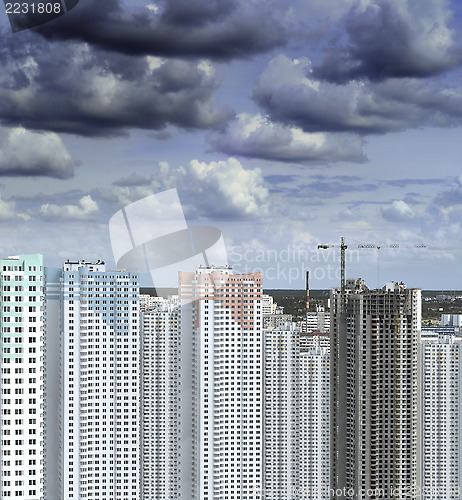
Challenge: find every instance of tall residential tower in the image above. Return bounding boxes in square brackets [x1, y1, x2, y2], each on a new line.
[420, 333, 462, 499]
[331, 279, 421, 499]
[0, 254, 44, 500]
[141, 295, 180, 500]
[45, 260, 140, 500]
[178, 266, 263, 500]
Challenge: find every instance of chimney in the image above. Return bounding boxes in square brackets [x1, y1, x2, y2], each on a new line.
[306, 270, 310, 313]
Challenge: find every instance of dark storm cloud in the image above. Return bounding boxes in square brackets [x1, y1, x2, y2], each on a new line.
[0, 37, 232, 136]
[33, 0, 289, 60]
[254, 55, 462, 135]
[312, 0, 461, 82]
[161, 0, 237, 26]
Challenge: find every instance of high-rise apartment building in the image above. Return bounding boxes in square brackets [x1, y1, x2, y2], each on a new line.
[300, 347, 330, 499]
[420, 333, 462, 500]
[45, 260, 140, 500]
[140, 294, 166, 313]
[178, 265, 263, 500]
[263, 322, 300, 499]
[262, 294, 277, 315]
[141, 295, 180, 500]
[331, 279, 421, 500]
[441, 314, 462, 328]
[304, 304, 330, 334]
[0, 254, 44, 500]
[263, 322, 330, 500]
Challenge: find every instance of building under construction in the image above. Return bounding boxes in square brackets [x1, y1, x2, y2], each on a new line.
[330, 279, 421, 500]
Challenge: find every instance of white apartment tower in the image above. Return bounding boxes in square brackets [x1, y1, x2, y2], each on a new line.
[141, 295, 180, 500]
[331, 279, 421, 500]
[178, 266, 263, 500]
[263, 323, 330, 500]
[300, 347, 330, 499]
[304, 304, 330, 334]
[263, 322, 299, 499]
[0, 254, 44, 500]
[421, 334, 462, 500]
[46, 260, 140, 500]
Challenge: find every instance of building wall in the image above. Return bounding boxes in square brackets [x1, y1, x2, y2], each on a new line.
[300, 348, 330, 500]
[0, 254, 44, 500]
[421, 335, 462, 500]
[331, 280, 421, 500]
[263, 324, 330, 500]
[141, 296, 180, 500]
[304, 307, 330, 334]
[263, 324, 300, 499]
[58, 261, 140, 500]
[442, 315, 462, 328]
[179, 266, 263, 500]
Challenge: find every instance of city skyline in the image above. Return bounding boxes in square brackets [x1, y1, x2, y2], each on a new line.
[0, 1, 461, 290]
[0, 254, 461, 499]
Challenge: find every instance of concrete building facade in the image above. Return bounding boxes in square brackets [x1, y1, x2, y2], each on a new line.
[141, 295, 180, 500]
[178, 266, 263, 500]
[0, 254, 45, 500]
[46, 260, 140, 500]
[421, 334, 462, 500]
[263, 322, 330, 500]
[331, 279, 421, 500]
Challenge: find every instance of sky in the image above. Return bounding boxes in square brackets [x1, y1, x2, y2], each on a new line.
[0, 0, 462, 289]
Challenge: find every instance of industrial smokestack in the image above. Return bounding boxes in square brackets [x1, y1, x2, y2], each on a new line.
[306, 270, 310, 313]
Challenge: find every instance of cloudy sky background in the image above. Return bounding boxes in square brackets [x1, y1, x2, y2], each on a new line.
[0, 0, 462, 289]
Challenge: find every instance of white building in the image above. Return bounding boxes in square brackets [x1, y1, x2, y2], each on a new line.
[0, 254, 44, 500]
[140, 293, 169, 312]
[263, 323, 330, 500]
[304, 304, 330, 334]
[141, 295, 180, 500]
[442, 314, 462, 328]
[262, 294, 277, 315]
[46, 260, 140, 500]
[178, 266, 263, 500]
[300, 347, 330, 500]
[263, 322, 299, 499]
[299, 332, 330, 352]
[331, 279, 421, 499]
[421, 334, 462, 500]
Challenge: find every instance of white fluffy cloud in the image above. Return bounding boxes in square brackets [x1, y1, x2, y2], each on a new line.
[0, 127, 77, 179]
[208, 113, 366, 163]
[185, 158, 269, 217]
[39, 195, 99, 220]
[108, 158, 269, 218]
[0, 195, 18, 220]
[381, 200, 415, 221]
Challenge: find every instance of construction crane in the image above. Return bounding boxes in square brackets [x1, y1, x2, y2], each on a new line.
[318, 237, 348, 292]
[317, 237, 426, 292]
[357, 242, 426, 287]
